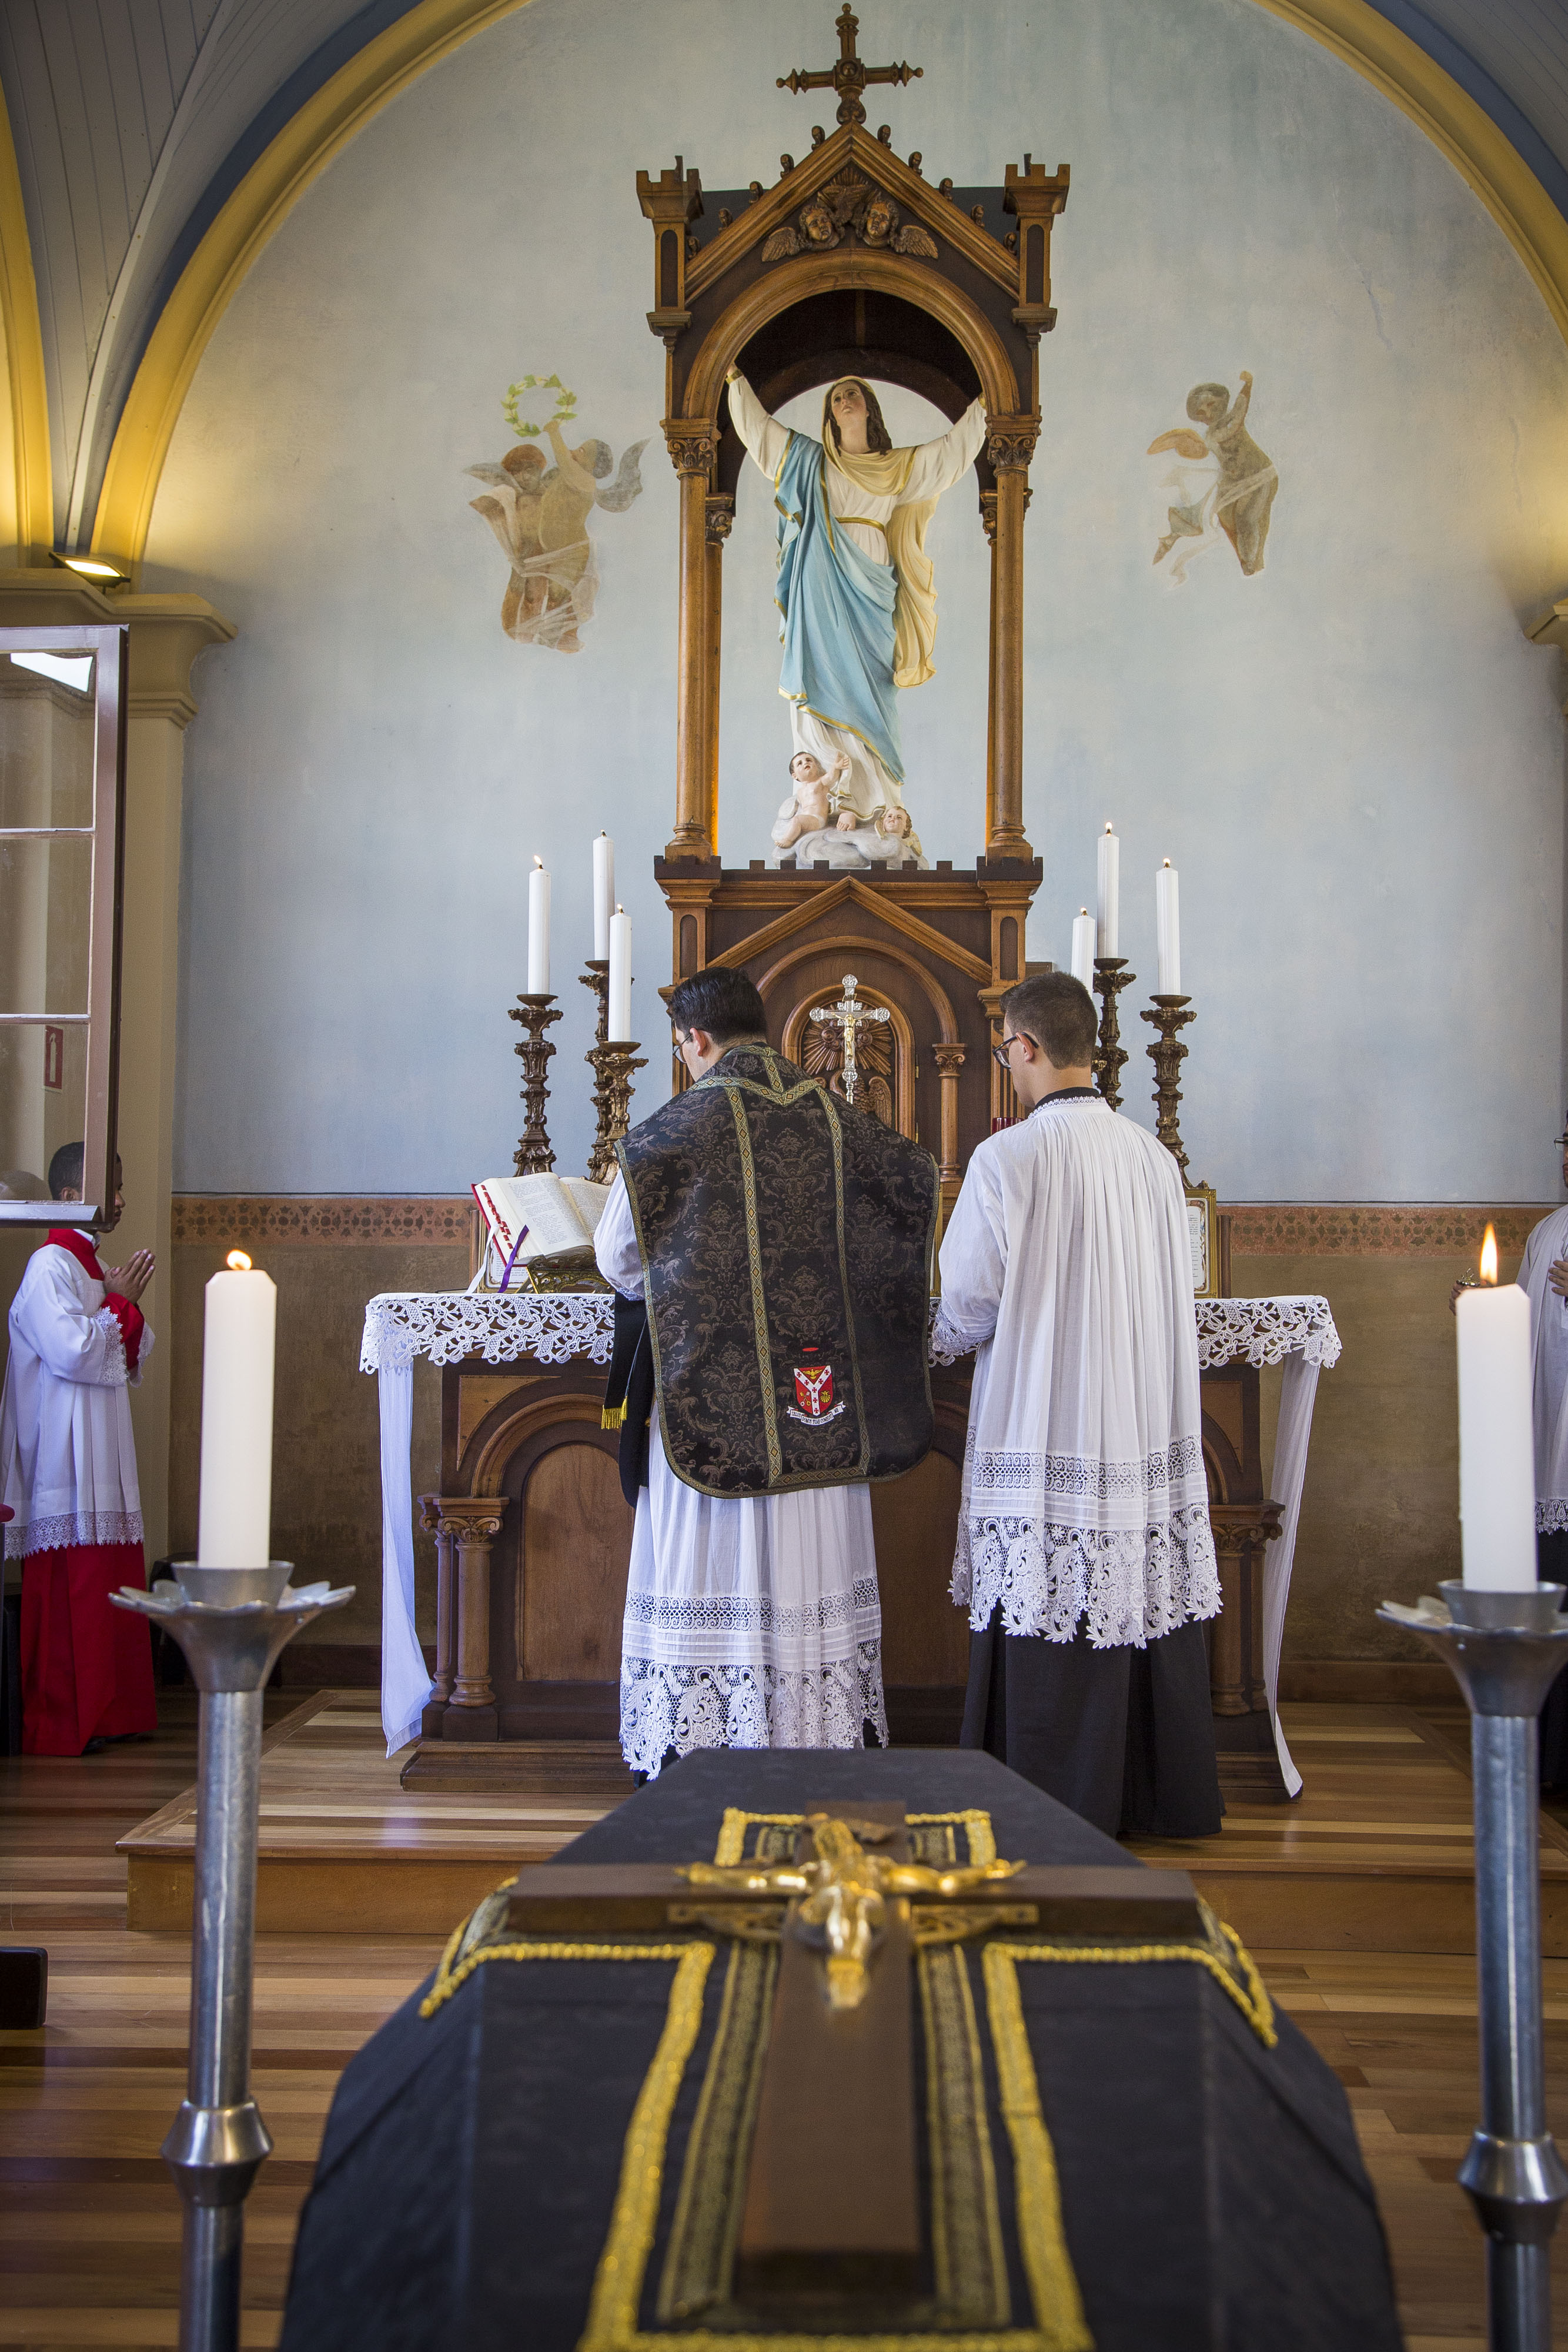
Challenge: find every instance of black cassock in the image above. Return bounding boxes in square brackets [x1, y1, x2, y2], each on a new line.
[279, 1750, 1399, 2352]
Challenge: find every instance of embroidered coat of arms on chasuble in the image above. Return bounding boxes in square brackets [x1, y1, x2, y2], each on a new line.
[616, 1047, 940, 1497]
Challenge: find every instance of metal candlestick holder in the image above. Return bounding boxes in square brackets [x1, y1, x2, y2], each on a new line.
[1141, 993, 1195, 1182]
[580, 957, 610, 1047]
[112, 1561, 352, 2352]
[507, 993, 562, 1174]
[586, 1040, 647, 1185]
[1092, 957, 1134, 1110]
[1377, 1581, 1568, 2351]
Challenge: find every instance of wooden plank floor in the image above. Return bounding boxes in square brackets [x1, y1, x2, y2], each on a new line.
[118, 1691, 617, 1932]
[2, 1696, 1563, 2346]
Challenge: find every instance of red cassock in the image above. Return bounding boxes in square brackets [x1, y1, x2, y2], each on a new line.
[2, 1229, 156, 1755]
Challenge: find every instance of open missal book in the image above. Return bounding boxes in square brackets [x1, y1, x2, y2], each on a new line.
[470, 1174, 611, 1291]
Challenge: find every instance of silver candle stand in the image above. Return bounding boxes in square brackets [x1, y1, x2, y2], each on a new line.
[112, 1561, 353, 2352]
[1378, 1581, 1568, 2351]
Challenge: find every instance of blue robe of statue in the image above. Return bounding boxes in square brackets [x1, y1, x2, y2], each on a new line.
[774, 434, 906, 786]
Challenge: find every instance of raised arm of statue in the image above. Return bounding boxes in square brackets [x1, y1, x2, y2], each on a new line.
[900, 400, 988, 505]
[726, 372, 791, 480]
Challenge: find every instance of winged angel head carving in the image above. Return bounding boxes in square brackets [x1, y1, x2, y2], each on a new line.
[1147, 373, 1278, 584]
[763, 169, 938, 263]
[467, 382, 646, 653]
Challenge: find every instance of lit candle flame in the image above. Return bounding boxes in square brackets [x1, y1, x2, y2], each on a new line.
[533, 854, 543, 869]
[1479, 1225, 1499, 1286]
[226, 1249, 252, 1272]
[1162, 858, 1171, 868]
[1104, 821, 1114, 833]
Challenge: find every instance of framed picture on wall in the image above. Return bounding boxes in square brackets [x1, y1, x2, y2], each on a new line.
[1186, 1182, 1220, 1299]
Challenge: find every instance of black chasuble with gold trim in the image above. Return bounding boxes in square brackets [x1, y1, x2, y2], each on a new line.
[614, 1046, 939, 1498]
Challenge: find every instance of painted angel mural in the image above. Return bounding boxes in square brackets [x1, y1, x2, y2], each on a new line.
[467, 375, 646, 652]
[1147, 372, 1278, 583]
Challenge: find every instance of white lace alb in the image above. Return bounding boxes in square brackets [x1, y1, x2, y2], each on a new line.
[951, 1504, 1221, 1649]
[5, 1506, 145, 1561]
[620, 1644, 889, 1779]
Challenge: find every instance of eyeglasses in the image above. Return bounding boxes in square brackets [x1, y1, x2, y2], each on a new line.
[992, 1033, 1031, 1071]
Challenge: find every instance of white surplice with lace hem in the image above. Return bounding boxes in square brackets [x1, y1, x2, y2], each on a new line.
[1519, 1204, 1568, 1533]
[1, 1242, 152, 1559]
[932, 1094, 1219, 1648]
[593, 1172, 887, 1778]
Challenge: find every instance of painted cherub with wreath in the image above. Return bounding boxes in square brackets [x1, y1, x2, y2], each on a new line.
[467, 373, 647, 652]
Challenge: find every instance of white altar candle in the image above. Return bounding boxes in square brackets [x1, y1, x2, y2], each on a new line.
[1070, 908, 1096, 988]
[196, 1251, 277, 1568]
[592, 833, 614, 961]
[1456, 1225, 1537, 1589]
[527, 857, 551, 994]
[609, 905, 633, 1039]
[1096, 824, 1119, 958]
[1155, 861, 1181, 994]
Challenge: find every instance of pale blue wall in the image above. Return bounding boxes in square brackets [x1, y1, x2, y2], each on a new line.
[146, 0, 1568, 1201]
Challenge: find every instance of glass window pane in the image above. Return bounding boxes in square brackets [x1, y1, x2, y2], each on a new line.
[0, 1022, 89, 1202]
[0, 650, 96, 827]
[0, 836, 93, 1015]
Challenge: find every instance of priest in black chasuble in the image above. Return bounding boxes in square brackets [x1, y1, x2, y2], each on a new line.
[934, 971, 1224, 1838]
[594, 968, 940, 1779]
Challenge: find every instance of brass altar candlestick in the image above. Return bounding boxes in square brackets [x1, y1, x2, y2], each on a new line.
[1141, 993, 1195, 1182]
[580, 957, 610, 1046]
[1092, 957, 1134, 1110]
[586, 1040, 647, 1185]
[508, 994, 563, 1174]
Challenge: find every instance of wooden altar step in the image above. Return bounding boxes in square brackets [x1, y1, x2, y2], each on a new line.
[1130, 1702, 1568, 1959]
[118, 1692, 621, 1935]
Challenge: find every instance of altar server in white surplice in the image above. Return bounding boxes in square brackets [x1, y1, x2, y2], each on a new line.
[595, 967, 939, 1782]
[933, 972, 1224, 1838]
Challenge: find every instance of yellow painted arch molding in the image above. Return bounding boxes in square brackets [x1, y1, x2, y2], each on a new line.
[91, 0, 534, 569]
[0, 93, 52, 550]
[82, 0, 1568, 568]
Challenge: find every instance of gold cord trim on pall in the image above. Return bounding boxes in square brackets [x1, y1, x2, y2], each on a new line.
[980, 1947, 1095, 2352]
[1000, 1918, 1277, 2050]
[419, 1939, 696, 2019]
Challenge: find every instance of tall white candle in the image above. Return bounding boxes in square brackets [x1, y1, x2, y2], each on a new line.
[1456, 1227, 1537, 1589]
[1155, 861, 1181, 994]
[592, 833, 614, 961]
[527, 857, 551, 994]
[1070, 908, 1096, 988]
[196, 1251, 277, 1568]
[1096, 824, 1119, 958]
[609, 905, 633, 1040]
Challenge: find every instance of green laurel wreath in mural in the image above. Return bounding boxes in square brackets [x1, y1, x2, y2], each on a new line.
[503, 373, 578, 439]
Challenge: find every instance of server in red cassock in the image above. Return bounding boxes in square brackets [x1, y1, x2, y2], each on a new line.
[0, 1145, 157, 1755]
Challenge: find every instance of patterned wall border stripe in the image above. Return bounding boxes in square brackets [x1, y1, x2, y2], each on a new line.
[1226, 1203, 1558, 1255]
[171, 1197, 472, 1247]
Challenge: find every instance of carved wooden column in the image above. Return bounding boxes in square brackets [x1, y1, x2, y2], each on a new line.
[418, 1496, 457, 1736]
[703, 495, 733, 853]
[664, 422, 716, 861]
[932, 1042, 967, 1217]
[1206, 1503, 1282, 1717]
[980, 491, 999, 850]
[985, 419, 1038, 864]
[436, 1496, 509, 1742]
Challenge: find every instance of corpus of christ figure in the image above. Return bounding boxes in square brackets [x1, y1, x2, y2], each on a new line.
[727, 369, 985, 856]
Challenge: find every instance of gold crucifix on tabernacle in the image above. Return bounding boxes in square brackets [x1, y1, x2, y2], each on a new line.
[810, 973, 891, 1107]
[776, 4, 923, 128]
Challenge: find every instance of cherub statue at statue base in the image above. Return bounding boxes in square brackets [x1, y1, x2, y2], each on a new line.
[768, 771, 926, 870]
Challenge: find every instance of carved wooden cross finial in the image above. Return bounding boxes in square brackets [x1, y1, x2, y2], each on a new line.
[776, 5, 922, 127]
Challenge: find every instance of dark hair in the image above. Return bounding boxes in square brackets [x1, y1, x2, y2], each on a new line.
[48, 1140, 85, 1200]
[822, 377, 894, 457]
[1001, 973, 1098, 1071]
[669, 968, 768, 1045]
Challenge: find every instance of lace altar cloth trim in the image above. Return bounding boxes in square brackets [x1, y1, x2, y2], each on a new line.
[5, 1508, 145, 1561]
[623, 1574, 879, 1644]
[952, 1504, 1221, 1649]
[365, 1290, 1342, 1376]
[620, 1645, 889, 1779]
[1540, 1501, 1568, 1534]
[361, 1291, 615, 1374]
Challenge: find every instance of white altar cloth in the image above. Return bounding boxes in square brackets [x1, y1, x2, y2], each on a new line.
[361, 1291, 1340, 1771]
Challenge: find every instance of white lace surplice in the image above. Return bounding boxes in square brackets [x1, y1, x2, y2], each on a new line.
[1, 1244, 150, 1558]
[1520, 1205, 1568, 1532]
[594, 1172, 887, 1777]
[933, 1096, 1219, 1648]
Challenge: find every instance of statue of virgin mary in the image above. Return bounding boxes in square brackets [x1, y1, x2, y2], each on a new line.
[727, 372, 986, 838]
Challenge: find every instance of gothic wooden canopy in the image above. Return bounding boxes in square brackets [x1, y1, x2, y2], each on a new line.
[637, 7, 1068, 874]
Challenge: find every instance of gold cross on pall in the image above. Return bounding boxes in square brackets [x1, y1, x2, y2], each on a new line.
[777, 4, 922, 127]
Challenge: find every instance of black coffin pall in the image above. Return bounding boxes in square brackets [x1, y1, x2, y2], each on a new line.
[279, 1752, 1400, 2352]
